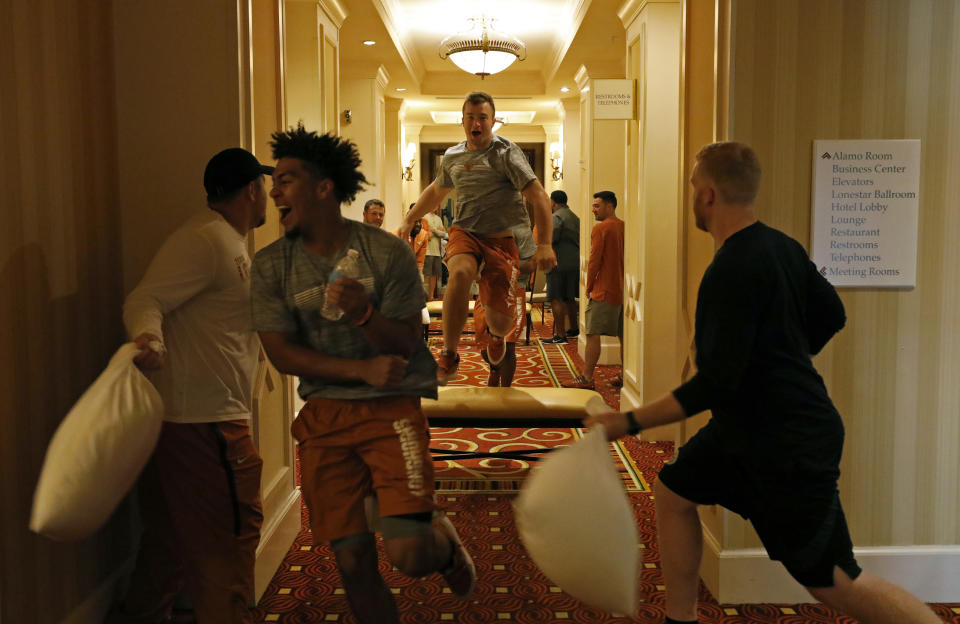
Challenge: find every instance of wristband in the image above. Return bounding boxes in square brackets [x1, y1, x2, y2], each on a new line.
[354, 301, 374, 326]
[625, 410, 643, 436]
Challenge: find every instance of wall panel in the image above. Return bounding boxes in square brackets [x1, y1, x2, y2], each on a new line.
[727, 0, 960, 552]
[0, 1, 128, 621]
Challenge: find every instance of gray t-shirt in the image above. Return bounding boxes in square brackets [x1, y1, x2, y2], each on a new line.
[551, 205, 580, 271]
[250, 220, 438, 401]
[436, 135, 536, 235]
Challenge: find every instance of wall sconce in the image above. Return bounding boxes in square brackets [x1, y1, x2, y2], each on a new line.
[342, 109, 352, 124]
[549, 141, 563, 181]
[402, 142, 417, 181]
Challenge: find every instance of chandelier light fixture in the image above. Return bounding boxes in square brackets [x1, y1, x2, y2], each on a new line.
[439, 17, 527, 79]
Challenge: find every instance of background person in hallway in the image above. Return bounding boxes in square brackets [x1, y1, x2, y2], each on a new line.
[362, 198, 385, 228]
[542, 190, 580, 345]
[400, 91, 556, 384]
[423, 204, 448, 299]
[563, 190, 623, 390]
[250, 126, 476, 624]
[110, 148, 270, 624]
[585, 142, 943, 624]
[474, 222, 537, 387]
[395, 213, 431, 275]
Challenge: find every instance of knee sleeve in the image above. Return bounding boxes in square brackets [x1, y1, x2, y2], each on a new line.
[380, 512, 433, 540]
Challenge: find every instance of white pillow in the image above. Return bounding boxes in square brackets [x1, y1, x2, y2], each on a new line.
[514, 400, 639, 614]
[30, 343, 164, 541]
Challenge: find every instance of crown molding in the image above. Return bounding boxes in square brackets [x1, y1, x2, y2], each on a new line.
[544, 0, 592, 84]
[318, 0, 347, 29]
[372, 0, 426, 83]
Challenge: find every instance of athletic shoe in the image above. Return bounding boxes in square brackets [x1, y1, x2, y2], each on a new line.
[486, 336, 506, 367]
[541, 335, 567, 345]
[434, 513, 477, 599]
[566, 328, 580, 338]
[611, 374, 624, 388]
[436, 351, 460, 385]
[562, 376, 595, 390]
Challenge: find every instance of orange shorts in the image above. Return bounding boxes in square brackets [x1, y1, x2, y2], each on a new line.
[474, 284, 527, 346]
[445, 226, 519, 320]
[292, 396, 437, 543]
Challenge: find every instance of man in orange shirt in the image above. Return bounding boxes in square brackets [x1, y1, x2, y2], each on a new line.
[396, 217, 431, 274]
[563, 190, 624, 389]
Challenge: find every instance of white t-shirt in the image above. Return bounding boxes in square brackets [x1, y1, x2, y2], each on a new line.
[123, 210, 260, 423]
[424, 212, 446, 257]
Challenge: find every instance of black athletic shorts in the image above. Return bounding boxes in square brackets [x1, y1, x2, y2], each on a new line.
[546, 268, 579, 302]
[658, 422, 862, 587]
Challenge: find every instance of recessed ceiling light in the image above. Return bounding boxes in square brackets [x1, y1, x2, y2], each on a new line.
[560, 86, 570, 93]
[362, 40, 376, 46]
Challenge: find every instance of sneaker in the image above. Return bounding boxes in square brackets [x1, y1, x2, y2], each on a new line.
[434, 513, 476, 599]
[436, 351, 460, 385]
[566, 328, 580, 338]
[541, 335, 567, 345]
[611, 374, 624, 388]
[562, 376, 595, 390]
[486, 336, 506, 367]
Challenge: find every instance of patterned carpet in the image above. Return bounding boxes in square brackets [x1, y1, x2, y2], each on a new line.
[251, 309, 960, 623]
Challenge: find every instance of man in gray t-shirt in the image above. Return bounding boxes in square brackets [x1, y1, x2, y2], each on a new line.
[251, 126, 476, 624]
[401, 91, 557, 384]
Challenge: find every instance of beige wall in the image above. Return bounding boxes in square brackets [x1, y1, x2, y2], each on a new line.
[620, 0, 684, 423]
[341, 64, 390, 225]
[675, 0, 960, 602]
[115, 0, 252, 292]
[727, 0, 960, 552]
[0, 2, 131, 622]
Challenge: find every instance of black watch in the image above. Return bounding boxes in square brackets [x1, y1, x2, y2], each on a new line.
[625, 410, 643, 436]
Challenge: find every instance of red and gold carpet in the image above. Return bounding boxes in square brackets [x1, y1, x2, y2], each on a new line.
[253, 311, 960, 623]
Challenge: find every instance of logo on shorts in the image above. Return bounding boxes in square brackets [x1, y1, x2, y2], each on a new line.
[393, 418, 427, 496]
[234, 255, 250, 280]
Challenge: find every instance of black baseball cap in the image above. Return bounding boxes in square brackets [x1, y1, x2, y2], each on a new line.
[203, 147, 274, 201]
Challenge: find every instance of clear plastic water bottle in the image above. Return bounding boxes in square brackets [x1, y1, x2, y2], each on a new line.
[321, 249, 361, 321]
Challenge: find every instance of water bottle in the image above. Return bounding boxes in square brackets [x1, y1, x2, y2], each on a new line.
[321, 249, 361, 321]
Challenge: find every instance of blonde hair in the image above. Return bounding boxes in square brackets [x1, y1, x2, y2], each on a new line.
[695, 142, 761, 204]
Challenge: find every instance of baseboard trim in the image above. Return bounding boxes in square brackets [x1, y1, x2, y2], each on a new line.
[574, 335, 621, 366]
[254, 487, 302, 602]
[61, 557, 134, 624]
[702, 531, 960, 604]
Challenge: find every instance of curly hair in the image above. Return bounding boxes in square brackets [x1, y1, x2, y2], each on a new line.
[270, 123, 368, 204]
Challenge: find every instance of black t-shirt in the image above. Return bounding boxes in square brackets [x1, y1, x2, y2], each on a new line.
[673, 222, 847, 486]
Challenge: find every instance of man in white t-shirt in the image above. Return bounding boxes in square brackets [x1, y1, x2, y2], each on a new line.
[109, 148, 272, 624]
[422, 205, 447, 299]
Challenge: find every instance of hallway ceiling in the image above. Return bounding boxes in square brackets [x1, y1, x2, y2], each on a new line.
[338, 0, 626, 128]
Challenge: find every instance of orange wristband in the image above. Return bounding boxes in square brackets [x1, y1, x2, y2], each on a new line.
[354, 301, 374, 326]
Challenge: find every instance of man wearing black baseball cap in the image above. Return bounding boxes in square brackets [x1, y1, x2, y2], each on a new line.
[111, 147, 271, 623]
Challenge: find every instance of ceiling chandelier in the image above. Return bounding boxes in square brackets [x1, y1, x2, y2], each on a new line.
[438, 17, 527, 79]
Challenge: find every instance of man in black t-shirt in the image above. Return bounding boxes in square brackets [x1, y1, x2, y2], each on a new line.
[586, 143, 941, 624]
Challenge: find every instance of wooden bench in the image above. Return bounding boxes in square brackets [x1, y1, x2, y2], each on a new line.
[422, 386, 603, 461]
